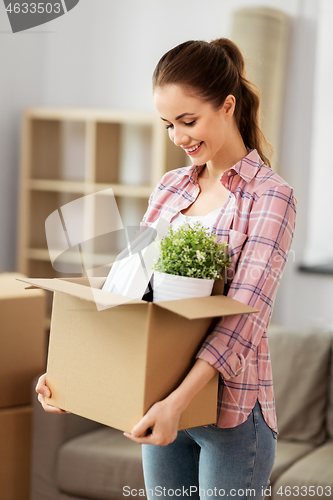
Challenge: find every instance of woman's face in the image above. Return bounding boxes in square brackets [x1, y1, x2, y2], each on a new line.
[153, 84, 236, 166]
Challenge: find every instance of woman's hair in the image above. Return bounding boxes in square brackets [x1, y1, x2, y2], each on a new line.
[153, 38, 273, 168]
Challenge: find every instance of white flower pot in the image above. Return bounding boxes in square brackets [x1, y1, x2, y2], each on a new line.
[153, 271, 214, 302]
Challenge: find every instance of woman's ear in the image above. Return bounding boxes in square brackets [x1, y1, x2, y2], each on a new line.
[222, 95, 236, 118]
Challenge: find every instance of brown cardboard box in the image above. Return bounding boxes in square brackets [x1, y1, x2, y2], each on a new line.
[0, 405, 32, 500]
[19, 277, 258, 433]
[0, 273, 46, 408]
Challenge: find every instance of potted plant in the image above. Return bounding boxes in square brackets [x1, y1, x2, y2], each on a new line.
[153, 221, 230, 302]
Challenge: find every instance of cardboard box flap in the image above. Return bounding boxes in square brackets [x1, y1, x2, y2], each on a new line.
[154, 295, 259, 320]
[16, 278, 143, 307]
[0, 273, 44, 299]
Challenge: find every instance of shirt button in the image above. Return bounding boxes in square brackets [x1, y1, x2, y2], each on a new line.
[227, 171, 232, 176]
[224, 183, 228, 188]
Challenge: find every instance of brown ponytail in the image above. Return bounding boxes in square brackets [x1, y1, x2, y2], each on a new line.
[153, 38, 273, 168]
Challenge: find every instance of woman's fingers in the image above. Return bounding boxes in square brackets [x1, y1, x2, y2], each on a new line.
[123, 401, 179, 446]
[35, 373, 70, 414]
[123, 415, 154, 443]
[131, 413, 154, 438]
[124, 425, 176, 446]
[37, 392, 70, 414]
[123, 431, 153, 444]
[35, 373, 51, 398]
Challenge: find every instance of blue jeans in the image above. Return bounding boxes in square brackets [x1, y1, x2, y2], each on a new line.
[142, 401, 277, 499]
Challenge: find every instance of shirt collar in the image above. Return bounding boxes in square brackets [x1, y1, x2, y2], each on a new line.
[228, 149, 263, 182]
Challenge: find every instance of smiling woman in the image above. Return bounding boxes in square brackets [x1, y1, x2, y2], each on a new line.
[36, 37, 297, 500]
[135, 38, 296, 499]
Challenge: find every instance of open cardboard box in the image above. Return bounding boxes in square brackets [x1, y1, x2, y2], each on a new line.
[19, 275, 258, 433]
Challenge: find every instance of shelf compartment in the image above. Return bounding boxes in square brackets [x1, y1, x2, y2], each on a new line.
[30, 119, 61, 180]
[95, 122, 153, 185]
[29, 191, 85, 250]
[91, 196, 148, 259]
[95, 122, 121, 184]
[27, 256, 83, 278]
[30, 119, 86, 182]
[28, 190, 149, 277]
[26, 248, 117, 276]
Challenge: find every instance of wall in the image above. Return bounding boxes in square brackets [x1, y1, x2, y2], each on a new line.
[273, 0, 333, 329]
[1, 0, 332, 328]
[0, 7, 45, 272]
[38, 0, 300, 111]
[304, 0, 333, 265]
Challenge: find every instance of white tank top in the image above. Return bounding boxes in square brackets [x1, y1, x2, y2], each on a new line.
[171, 207, 222, 232]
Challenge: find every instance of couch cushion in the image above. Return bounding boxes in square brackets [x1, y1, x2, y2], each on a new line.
[272, 440, 333, 500]
[57, 427, 145, 500]
[270, 439, 317, 485]
[268, 325, 331, 444]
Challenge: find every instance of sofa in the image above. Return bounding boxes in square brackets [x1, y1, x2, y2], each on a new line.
[30, 325, 333, 500]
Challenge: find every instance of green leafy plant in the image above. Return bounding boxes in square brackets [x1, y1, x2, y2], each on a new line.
[153, 222, 231, 279]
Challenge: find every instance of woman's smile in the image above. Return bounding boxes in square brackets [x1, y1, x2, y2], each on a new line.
[182, 141, 203, 156]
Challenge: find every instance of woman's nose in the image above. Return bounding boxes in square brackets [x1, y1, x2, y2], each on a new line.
[171, 128, 189, 147]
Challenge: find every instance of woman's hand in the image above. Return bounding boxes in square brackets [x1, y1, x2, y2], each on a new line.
[35, 373, 70, 414]
[124, 395, 181, 446]
[124, 359, 217, 446]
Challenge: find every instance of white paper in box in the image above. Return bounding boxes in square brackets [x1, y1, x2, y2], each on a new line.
[99, 217, 169, 308]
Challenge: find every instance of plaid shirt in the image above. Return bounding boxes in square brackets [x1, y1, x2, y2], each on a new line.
[141, 150, 296, 431]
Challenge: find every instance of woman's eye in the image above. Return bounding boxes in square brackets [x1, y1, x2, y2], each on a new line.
[165, 120, 195, 130]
